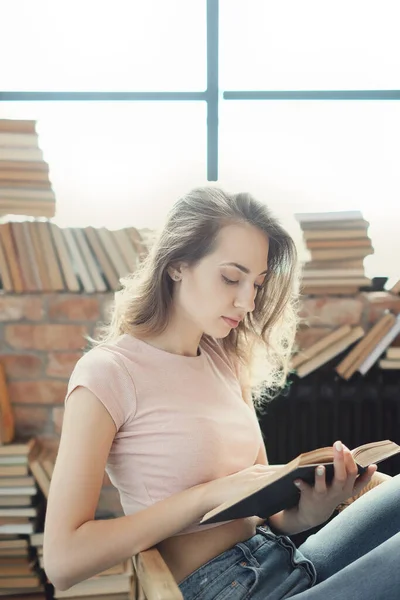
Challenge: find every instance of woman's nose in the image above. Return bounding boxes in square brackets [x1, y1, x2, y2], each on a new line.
[234, 285, 255, 313]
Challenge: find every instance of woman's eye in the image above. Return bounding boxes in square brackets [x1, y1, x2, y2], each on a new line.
[222, 275, 238, 285]
[222, 275, 263, 291]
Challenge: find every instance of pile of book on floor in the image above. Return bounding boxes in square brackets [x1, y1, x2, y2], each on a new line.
[292, 311, 400, 379]
[0, 119, 55, 218]
[295, 210, 373, 295]
[0, 220, 148, 294]
[29, 449, 136, 599]
[31, 532, 135, 600]
[0, 437, 47, 597]
[51, 559, 135, 599]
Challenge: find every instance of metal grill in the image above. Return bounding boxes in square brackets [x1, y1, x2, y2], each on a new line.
[258, 365, 400, 477]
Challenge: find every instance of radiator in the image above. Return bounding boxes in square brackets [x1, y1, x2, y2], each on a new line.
[258, 364, 400, 477]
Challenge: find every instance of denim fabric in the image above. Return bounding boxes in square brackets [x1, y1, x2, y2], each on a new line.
[178, 527, 317, 600]
[179, 474, 400, 599]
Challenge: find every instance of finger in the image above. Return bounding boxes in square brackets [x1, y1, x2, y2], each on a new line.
[343, 448, 359, 477]
[342, 448, 359, 492]
[293, 478, 312, 494]
[314, 465, 327, 494]
[332, 441, 347, 489]
[353, 464, 377, 496]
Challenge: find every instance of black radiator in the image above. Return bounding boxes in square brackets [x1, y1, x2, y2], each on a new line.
[258, 363, 400, 477]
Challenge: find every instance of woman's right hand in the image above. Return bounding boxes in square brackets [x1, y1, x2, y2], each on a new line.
[197, 464, 282, 514]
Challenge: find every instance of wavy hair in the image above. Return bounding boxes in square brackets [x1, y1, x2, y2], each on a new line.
[91, 187, 300, 405]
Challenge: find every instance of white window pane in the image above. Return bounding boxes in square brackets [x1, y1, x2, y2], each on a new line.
[220, 0, 400, 90]
[0, 0, 206, 91]
[218, 101, 400, 282]
[0, 101, 207, 228]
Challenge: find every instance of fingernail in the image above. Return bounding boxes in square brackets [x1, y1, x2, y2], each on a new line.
[316, 466, 324, 476]
[335, 441, 343, 452]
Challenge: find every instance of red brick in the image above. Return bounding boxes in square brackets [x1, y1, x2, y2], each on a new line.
[46, 352, 83, 378]
[48, 295, 101, 321]
[365, 292, 400, 323]
[5, 324, 88, 351]
[299, 298, 363, 327]
[12, 406, 50, 437]
[0, 354, 43, 378]
[8, 381, 67, 404]
[53, 407, 64, 435]
[0, 297, 43, 321]
[295, 327, 333, 351]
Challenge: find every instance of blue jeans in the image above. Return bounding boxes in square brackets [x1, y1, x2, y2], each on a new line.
[178, 473, 400, 599]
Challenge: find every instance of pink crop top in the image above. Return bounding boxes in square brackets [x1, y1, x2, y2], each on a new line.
[65, 334, 263, 535]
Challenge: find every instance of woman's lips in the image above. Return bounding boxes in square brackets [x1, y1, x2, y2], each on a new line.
[222, 316, 240, 328]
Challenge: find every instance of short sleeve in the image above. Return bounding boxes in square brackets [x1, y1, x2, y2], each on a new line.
[65, 347, 137, 431]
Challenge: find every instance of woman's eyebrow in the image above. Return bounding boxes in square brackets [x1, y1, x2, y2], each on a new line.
[220, 262, 268, 276]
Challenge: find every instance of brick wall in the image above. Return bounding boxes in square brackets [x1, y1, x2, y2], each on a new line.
[0, 293, 113, 441]
[1, 291, 400, 443]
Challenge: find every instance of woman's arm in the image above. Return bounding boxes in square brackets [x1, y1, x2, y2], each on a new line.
[43, 387, 212, 591]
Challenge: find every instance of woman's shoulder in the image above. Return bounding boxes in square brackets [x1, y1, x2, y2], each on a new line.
[66, 337, 137, 429]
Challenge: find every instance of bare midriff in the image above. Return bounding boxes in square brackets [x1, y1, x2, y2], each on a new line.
[156, 516, 264, 585]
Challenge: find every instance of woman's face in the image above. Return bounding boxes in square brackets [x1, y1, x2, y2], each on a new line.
[174, 223, 270, 337]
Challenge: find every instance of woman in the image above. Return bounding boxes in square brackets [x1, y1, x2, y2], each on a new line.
[44, 187, 400, 599]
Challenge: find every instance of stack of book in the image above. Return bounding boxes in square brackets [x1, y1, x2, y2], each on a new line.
[379, 346, 400, 370]
[292, 313, 400, 379]
[0, 119, 55, 219]
[295, 210, 373, 295]
[0, 438, 46, 597]
[31, 452, 136, 599]
[0, 222, 148, 294]
[52, 560, 135, 599]
[291, 324, 365, 378]
[335, 312, 400, 379]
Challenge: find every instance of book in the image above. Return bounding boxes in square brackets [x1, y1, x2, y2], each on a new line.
[291, 325, 352, 369]
[306, 240, 372, 250]
[0, 120, 37, 134]
[298, 219, 369, 231]
[84, 227, 120, 290]
[0, 148, 43, 162]
[0, 160, 48, 171]
[309, 248, 373, 261]
[200, 440, 400, 524]
[303, 259, 365, 270]
[386, 347, 400, 360]
[48, 223, 80, 293]
[379, 359, 400, 370]
[301, 269, 366, 278]
[295, 210, 364, 222]
[295, 326, 364, 378]
[0, 439, 37, 456]
[0, 133, 39, 147]
[336, 313, 396, 379]
[0, 363, 15, 444]
[303, 229, 369, 240]
[300, 286, 360, 296]
[300, 278, 370, 288]
[358, 314, 400, 375]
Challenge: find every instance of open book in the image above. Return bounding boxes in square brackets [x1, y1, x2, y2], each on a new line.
[200, 440, 400, 525]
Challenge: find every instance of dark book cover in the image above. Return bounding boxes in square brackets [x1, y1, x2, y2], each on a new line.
[201, 462, 368, 524]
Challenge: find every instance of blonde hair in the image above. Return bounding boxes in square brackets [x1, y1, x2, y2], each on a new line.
[91, 187, 300, 406]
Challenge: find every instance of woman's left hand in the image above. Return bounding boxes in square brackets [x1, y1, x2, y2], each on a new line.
[293, 440, 378, 530]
